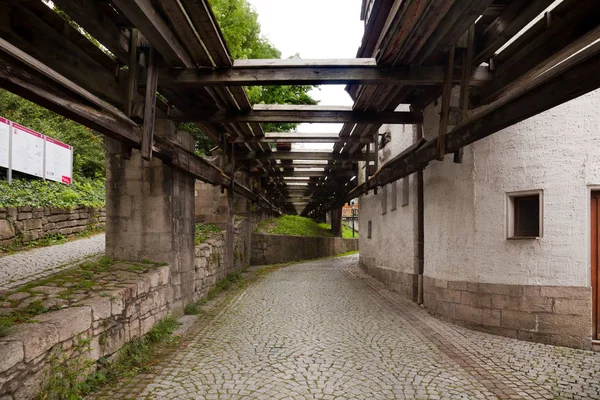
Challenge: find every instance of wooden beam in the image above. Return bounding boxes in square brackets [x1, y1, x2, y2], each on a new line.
[229, 135, 373, 144]
[175, 106, 423, 124]
[0, 2, 125, 108]
[51, 0, 131, 64]
[472, 0, 556, 65]
[250, 170, 355, 178]
[346, 43, 600, 204]
[112, 0, 194, 67]
[142, 46, 159, 160]
[0, 37, 135, 129]
[237, 151, 376, 162]
[158, 65, 491, 87]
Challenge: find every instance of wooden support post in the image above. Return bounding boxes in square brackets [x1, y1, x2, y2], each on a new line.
[226, 141, 235, 273]
[121, 28, 140, 160]
[436, 45, 456, 161]
[454, 26, 475, 164]
[373, 131, 379, 195]
[414, 108, 425, 305]
[142, 46, 159, 161]
[331, 206, 343, 237]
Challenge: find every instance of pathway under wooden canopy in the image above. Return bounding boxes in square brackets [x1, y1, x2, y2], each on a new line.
[0, 0, 599, 222]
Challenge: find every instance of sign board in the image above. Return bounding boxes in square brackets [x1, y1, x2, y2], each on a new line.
[44, 136, 73, 184]
[11, 123, 44, 178]
[0, 118, 9, 169]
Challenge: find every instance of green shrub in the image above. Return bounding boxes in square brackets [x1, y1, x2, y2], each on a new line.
[0, 178, 105, 208]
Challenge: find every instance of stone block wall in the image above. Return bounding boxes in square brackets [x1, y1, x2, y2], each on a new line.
[423, 276, 592, 350]
[0, 265, 171, 400]
[359, 262, 418, 302]
[193, 221, 250, 300]
[251, 234, 359, 265]
[0, 206, 105, 246]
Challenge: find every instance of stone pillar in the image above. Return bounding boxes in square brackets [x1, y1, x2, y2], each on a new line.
[105, 120, 195, 310]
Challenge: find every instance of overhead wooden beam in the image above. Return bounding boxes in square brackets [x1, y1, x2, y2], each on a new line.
[472, 4, 600, 107]
[237, 151, 376, 162]
[51, 0, 131, 64]
[250, 170, 355, 178]
[472, 0, 556, 65]
[345, 42, 600, 204]
[175, 106, 423, 124]
[229, 135, 373, 144]
[158, 64, 491, 87]
[112, 0, 194, 67]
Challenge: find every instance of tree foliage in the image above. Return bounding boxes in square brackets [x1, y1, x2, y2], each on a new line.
[185, 0, 318, 153]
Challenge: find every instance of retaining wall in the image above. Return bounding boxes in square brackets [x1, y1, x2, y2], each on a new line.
[193, 222, 250, 300]
[0, 206, 105, 247]
[0, 264, 172, 400]
[251, 234, 359, 265]
[1, 223, 251, 399]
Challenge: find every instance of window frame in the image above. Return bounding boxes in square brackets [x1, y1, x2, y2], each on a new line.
[506, 189, 544, 240]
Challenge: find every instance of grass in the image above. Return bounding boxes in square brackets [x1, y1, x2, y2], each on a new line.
[0, 225, 105, 255]
[256, 215, 358, 239]
[195, 223, 223, 245]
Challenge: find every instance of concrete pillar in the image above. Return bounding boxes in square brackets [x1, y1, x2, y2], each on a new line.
[104, 120, 195, 310]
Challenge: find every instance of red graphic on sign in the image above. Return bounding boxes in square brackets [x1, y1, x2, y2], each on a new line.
[61, 176, 71, 184]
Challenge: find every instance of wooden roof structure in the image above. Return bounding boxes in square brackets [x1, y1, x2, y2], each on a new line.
[0, 0, 598, 216]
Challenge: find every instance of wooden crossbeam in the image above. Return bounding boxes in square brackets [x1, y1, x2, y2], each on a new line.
[158, 64, 491, 87]
[237, 151, 375, 162]
[229, 135, 373, 144]
[112, 0, 194, 67]
[175, 105, 423, 124]
[251, 170, 355, 178]
[344, 43, 600, 205]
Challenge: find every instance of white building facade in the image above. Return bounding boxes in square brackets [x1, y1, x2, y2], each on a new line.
[359, 90, 600, 350]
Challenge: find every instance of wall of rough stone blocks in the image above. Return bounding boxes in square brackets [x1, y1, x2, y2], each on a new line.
[423, 276, 592, 350]
[193, 220, 250, 300]
[251, 234, 359, 265]
[0, 265, 171, 400]
[0, 206, 105, 247]
[0, 220, 255, 400]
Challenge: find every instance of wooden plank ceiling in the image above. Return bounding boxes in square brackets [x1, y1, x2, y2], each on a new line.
[0, 0, 598, 216]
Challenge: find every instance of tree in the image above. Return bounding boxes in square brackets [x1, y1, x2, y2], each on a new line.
[185, 0, 318, 154]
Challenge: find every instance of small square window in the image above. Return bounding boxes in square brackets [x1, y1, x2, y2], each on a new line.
[507, 190, 543, 239]
[368, 221, 372, 239]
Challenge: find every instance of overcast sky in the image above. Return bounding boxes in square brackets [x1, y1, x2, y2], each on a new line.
[247, 0, 364, 139]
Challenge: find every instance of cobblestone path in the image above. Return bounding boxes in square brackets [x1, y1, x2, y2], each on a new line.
[94, 255, 600, 400]
[0, 233, 105, 290]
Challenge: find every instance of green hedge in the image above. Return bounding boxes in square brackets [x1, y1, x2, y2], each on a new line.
[0, 178, 105, 208]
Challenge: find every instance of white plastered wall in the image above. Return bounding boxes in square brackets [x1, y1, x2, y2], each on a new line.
[359, 106, 419, 276]
[422, 90, 600, 287]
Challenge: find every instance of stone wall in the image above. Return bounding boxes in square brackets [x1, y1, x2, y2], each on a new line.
[1, 219, 255, 400]
[0, 265, 172, 400]
[251, 234, 359, 265]
[0, 206, 105, 246]
[193, 221, 250, 300]
[423, 277, 592, 350]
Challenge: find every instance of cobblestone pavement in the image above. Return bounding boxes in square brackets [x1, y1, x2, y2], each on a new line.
[0, 233, 105, 290]
[92, 255, 600, 400]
